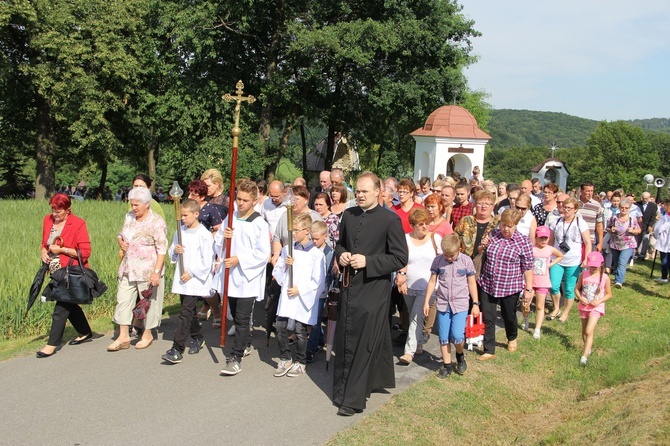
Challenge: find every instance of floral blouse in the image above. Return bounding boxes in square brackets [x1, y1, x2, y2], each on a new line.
[607, 215, 639, 251]
[118, 210, 168, 281]
[454, 215, 500, 258]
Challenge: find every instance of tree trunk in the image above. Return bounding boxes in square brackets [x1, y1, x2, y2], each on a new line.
[34, 95, 55, 200]
[148, 124, 158, 181]
[267, 112, 297, 178]
[259, 0, 283, 156]
[325, 121, 336, 172]
[300, 120, 307, 179]
[97, 160, 108, 200]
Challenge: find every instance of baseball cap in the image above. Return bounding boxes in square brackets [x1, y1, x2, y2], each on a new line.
[535, 226, 551, 238]
[586, 251, 604, 267]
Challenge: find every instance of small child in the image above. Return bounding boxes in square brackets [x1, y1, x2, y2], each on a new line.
[272, 213, 325, 377]
[162, 199, 215, 364]
[423, 234, 479, 378]
[575, 251, 612, 365]
[526, 226, 563, 339]
[306, 221, 334, 362]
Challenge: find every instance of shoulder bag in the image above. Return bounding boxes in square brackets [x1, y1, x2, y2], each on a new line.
[43, 249, 108, 304]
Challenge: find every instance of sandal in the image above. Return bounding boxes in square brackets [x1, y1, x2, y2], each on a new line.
[546, 311, 562, 321]
[107, 340, 130, 351]
[212, 318, 222, 329]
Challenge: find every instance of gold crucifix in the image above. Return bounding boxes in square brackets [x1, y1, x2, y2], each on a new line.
[222, 80, 256, 146]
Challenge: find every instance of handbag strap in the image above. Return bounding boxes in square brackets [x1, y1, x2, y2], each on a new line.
[431, 233, 438, 255]
[66, 248, 86, 268]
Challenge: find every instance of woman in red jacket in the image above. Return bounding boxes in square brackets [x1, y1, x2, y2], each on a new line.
[37, 194, 94, 358]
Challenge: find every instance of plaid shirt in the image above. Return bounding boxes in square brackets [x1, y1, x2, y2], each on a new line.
[450, 202, 473, 228]
[478, 229, 533, 297]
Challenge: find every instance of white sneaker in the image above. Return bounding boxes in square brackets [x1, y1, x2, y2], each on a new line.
[286, 362, 305, 378]
[614, 283, 623, 289]
[273, 359, 293, 377]
[522, 316, 530, 331]
[580, 356, 588, 366]
[654, 278, 668, 283]
[533, 329, 541, 340]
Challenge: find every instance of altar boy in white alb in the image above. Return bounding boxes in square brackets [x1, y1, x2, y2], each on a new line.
[217, 180, 272, 376]
[161, 199, 215, 364]
[272, 213, 326, 378]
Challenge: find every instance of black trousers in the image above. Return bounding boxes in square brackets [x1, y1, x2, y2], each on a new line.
[480, 290, 518, 354]
[48, 302, 91, 346]
[172, 295, 203, 353]
[229, 297, 254, 361]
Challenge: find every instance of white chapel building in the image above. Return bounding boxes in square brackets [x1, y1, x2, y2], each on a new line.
[410, 105, 490, 180]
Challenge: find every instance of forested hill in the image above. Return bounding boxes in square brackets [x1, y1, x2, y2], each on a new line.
[487, 109, 670, 149]
[487, 109, 597, 149]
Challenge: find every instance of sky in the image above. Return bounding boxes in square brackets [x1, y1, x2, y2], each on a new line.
[459, 0, 670, 121]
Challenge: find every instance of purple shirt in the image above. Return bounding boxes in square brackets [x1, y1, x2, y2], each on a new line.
[430, 253, 475, 314]
[478, 230, 533, 297]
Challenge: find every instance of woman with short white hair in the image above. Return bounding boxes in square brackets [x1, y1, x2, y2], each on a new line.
[108, 187, 168, 351]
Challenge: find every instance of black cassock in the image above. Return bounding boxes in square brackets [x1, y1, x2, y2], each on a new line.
[333, 204, 408, 410]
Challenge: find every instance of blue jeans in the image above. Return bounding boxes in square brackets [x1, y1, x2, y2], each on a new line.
[659, 251, 669, 280]
[307, 297, 326, 354]
[276, 317, 308, 364]
[611, 248, 634, 285]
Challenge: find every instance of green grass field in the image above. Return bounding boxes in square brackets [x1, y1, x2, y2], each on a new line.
[0, 200, 178, 344]
[327, 262, 670, 445]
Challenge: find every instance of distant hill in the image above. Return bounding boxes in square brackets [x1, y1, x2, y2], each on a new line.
[487, 109, 598, 149]
[486, 109, 670, 149]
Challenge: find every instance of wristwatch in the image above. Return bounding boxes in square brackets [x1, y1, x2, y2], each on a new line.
[525, 288, 533, 293]
[472, 301, 480, 306]
[397, 271, 407, 276]
[153, 269, 160, 274]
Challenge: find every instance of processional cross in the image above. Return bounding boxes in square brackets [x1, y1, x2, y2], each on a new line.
[220, 80, 255, 347]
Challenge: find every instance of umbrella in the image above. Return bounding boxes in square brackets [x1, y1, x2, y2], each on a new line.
[325, 286, 340, 370]
[25, 263, 49, 318]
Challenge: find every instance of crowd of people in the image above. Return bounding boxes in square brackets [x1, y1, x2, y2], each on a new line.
[35, 165, 669, 416]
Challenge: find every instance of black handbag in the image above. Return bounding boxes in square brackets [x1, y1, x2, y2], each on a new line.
[42, 249, 108, 304]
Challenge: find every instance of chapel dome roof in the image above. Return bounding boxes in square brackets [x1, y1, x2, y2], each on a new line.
[411, 105, 491, 139]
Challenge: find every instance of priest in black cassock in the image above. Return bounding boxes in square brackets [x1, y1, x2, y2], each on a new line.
[333, 172, 408, 416]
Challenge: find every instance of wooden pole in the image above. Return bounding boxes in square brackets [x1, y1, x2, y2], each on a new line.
[220, 81, 255, 347]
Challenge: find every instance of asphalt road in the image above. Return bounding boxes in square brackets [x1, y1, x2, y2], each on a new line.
[0, 306, 447, 446]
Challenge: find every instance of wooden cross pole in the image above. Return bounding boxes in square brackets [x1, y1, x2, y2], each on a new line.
[220, 80, 255, 347]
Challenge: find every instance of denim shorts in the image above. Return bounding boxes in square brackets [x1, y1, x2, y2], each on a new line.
[437, 307, 467, 345]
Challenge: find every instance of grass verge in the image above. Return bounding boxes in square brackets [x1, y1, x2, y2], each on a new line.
[327, 261, 670, 445]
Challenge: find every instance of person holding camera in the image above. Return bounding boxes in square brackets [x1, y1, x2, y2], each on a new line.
[547, 197, 592, 323]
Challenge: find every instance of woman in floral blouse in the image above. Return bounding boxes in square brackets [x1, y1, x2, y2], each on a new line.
[607, 197, 641, 288]
[108, 187, 168, 351]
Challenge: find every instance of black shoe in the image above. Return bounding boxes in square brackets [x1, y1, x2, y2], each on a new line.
[162, 348, 183, 364]
[456, 355, 467, 375]
[337, 406, 355, 416]
[437, 363, 453, 379]
[188, 338, 205, 355]
[305, 350, 315, 363]
[36, 350, 57, 358]
[68, 333, 93, 345]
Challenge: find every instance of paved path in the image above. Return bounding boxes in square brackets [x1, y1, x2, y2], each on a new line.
[0, 306, 449, 446]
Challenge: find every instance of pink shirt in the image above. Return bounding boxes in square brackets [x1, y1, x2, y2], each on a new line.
[118, 210, 168, 282]
[532, 245, 554, 289]
[577, 269, 607, 315]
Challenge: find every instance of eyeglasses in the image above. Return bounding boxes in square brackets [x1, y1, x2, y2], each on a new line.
[413, 222, 429, 227]
[516, 207, 528, 211]
[557, 201, 564, 204]
[563, 206, 575, 211]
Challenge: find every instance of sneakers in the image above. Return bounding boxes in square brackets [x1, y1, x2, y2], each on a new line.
[422, 332, 431, 344]
[188, 338, 204, 355]
[437, 363, 453, 378]
[286, 362, 305, 377]
[243, 346, 253, 357]
[220, 357, 242, 376]
[161, 348, 183, 364]
[580, 356, 588, 366]
[614, 282, 623, 289]
[273, 359, 294, 377]
[456, 354, 467, 375]
[533, 329, 541, 340]
[305, 350, 315, 363]
[654, 278, 668, 283]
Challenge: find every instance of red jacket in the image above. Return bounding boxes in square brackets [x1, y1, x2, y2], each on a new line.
[41, 214, 91, 267]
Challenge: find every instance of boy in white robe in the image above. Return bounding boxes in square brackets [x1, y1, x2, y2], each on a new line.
[272, 213, 325, 377]
[217, 180, 272, 376]
[162, 199, 215, 364]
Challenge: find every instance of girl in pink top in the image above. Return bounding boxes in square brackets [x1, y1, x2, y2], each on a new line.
[527, 226, 563, 339]
[575, 251, 612, 366]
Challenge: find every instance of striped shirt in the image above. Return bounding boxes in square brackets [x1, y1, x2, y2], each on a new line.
[579, 198, 603, 243]
[478, 230, 533, 297]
